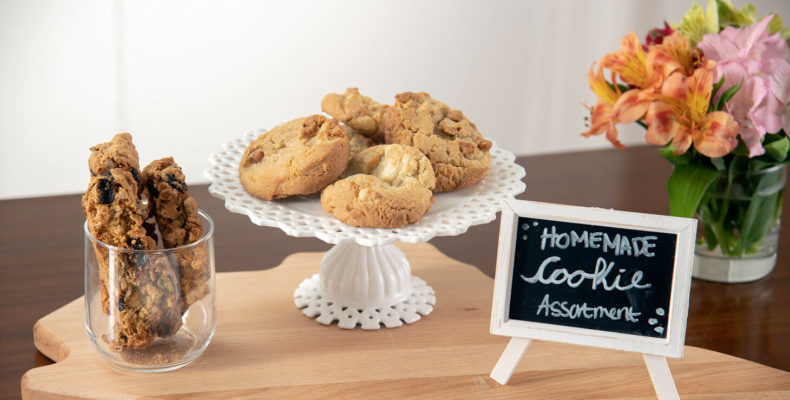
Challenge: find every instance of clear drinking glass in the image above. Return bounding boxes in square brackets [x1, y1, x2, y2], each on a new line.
[84, 210, 216, 372]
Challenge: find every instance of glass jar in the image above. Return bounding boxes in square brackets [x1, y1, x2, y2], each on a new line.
[84, 210, 216, 372]
[693, 165, 786, 283]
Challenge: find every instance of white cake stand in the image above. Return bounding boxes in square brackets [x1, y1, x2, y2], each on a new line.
[205, 129, 526, 330]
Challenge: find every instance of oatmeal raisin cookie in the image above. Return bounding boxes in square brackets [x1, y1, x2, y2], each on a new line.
[142, 157, 210, 312]
[82, 168, 182, 351]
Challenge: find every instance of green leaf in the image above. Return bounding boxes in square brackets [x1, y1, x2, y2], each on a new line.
[763, 137, 790, 162]
[606, 81, 631, 94]
[741, 4, 757, 23]
[710, 157, 726, 171]
[732, 139, 750, 156]
[766, 13, 783, 35]
[660, 145, 691, 165]
[709, 75, 726, 112]
[705, 0, 720, 32]
[676, 1, 719, 46]
[727, 155, 749, 184]
[667, 163, 721, 218]
[740, 185, 782, 255]
[716, 80, 742, 111]
[717, 0, 756, 28]
[763, 132, 785, 145]
[702, 216, 719, 250]
[717, 0, 736, 25]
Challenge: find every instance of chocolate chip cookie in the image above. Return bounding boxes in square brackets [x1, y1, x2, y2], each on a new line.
[321, 144, 435, 228]
[239, 115, 350, 200]
[142, 157, 210, 312]
[322, 88, 388, 142]
[380, 92, 492, 192]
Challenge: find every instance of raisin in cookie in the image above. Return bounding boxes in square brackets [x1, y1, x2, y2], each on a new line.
[82, 168, 182, 351]
[142, 157, 210, 312]
[321, 144, 435, 228]
[239, 115, 350, 200]
[380, 92, 492, 192]
[322, 88, 388, 142]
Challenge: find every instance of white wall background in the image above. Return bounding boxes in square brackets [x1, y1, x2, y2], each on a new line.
[1, 0, 788, 199]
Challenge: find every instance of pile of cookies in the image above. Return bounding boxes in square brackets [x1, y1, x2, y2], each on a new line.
[82, 133, 210, 351]
[239, 88, 493, 228]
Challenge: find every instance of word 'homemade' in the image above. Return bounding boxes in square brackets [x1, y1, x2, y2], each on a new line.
[540, 225, 658, 257]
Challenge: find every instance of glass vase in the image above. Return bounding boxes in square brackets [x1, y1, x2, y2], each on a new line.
[693, 164, 786, 283]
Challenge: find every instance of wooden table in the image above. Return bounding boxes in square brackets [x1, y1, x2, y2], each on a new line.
[2, 146, 789, 399]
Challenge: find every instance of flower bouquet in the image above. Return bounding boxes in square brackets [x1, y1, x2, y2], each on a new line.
[582, 0, 790, 281]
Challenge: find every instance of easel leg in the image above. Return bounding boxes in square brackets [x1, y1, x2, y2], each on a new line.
[642, 354, 680, 400]
[490, 337, 531, 385]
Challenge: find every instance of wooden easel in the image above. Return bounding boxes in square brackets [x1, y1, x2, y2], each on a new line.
[490, 337, 680, 400]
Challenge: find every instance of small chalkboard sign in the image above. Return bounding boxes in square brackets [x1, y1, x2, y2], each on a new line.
[489, 200, 696, 399]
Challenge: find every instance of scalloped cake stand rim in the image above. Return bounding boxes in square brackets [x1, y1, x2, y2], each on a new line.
[204, 130, 527, 247]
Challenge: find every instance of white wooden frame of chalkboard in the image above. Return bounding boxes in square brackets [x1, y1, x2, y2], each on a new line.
[489, 200, 696, 399]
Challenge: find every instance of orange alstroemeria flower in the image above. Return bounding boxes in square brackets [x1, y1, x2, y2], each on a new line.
[583, 32, 658, 148]
[646, 32, 696, 79]
[583, 31, 718, 153]
[582, 64, 624, 148]
[603, 32, 659, 123]
[646, 65, 739, 157]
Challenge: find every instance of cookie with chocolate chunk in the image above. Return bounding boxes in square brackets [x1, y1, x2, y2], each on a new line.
[380, 92, 492, 192]
[239, 115, 350, 200]
[142, 157, 210, 312]
[82, 168, 182, 351]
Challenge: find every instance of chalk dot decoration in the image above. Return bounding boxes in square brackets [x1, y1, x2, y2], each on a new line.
[648, 308, 667, 335]
[205, 128, 526, 329]
[520, 219, 536, 241]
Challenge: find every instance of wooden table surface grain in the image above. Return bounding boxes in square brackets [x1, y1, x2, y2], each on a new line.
[2, 146, 789, 399]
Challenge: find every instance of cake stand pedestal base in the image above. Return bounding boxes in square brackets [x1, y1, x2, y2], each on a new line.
[293, 242, 436, 330]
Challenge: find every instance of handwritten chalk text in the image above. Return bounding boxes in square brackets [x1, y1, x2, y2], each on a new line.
[539, 225, 657, 257]
[521, 256, 651, 291]
[536, 293, 641, 322]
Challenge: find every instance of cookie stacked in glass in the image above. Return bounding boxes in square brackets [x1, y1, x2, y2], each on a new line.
[82, 134, 211, 352]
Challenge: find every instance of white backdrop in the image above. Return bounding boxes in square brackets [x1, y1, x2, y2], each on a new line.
[1, 0, 788, 199]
